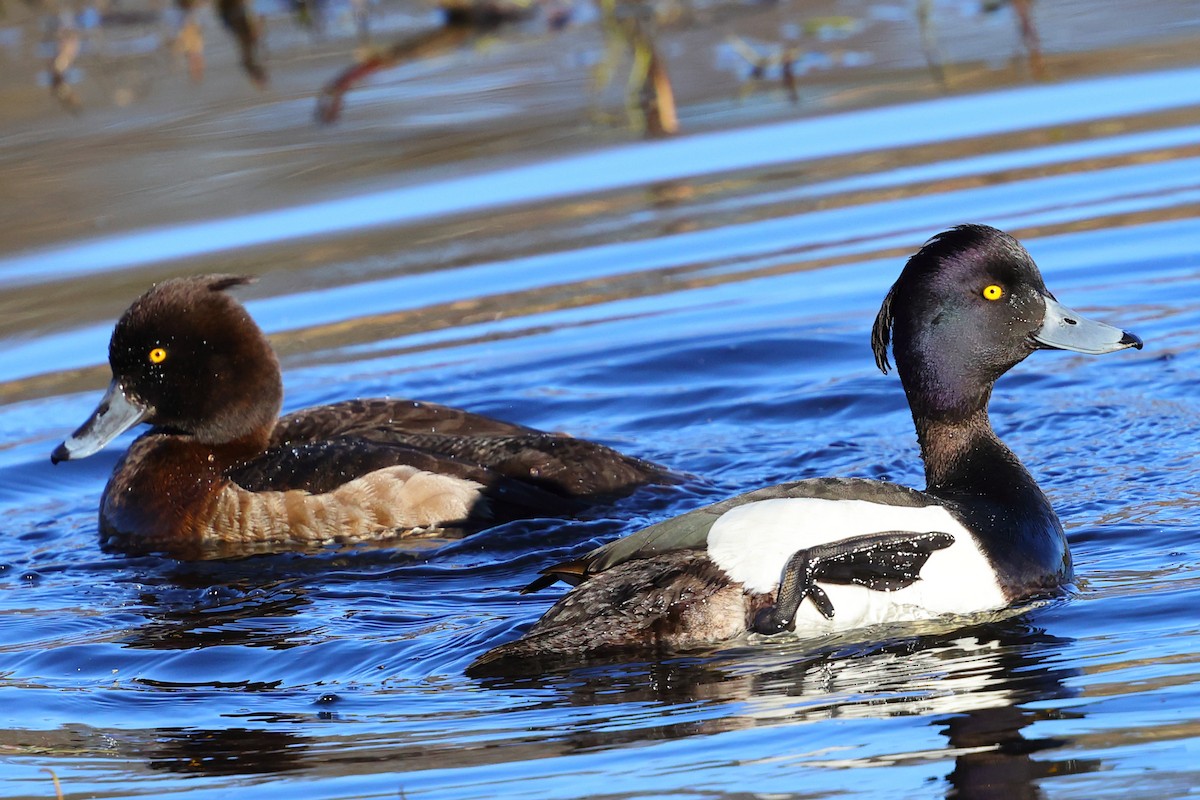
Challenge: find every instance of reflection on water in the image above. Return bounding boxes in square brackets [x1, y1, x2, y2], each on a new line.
[0, 617, 1099, 796]
[147, 727, 310, 776]
[126, 577, 314, 650]
[0, 1, 1199, 797]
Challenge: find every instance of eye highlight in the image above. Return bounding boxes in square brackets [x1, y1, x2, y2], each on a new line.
[982, 284, 1004, 301]
[148, 347, 167, 364]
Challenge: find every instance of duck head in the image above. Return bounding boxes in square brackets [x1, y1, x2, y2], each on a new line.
[872, 225, 1142, 421]
[52, 275, 283, 463]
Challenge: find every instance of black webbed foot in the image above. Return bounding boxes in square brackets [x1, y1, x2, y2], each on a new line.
[751, 530, 955, 635]
[753, 547, 827, 633]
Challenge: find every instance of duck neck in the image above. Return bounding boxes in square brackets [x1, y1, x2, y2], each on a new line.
[916, 410, 1021, 490]
[191, 352, 282, 450]
[911, 407, 1070, 596]
[913, 408, 1061, 539]
[895, 344, 1032, 498]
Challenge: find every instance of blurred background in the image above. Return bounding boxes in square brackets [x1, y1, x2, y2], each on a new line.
[1, 1, 1199, 798]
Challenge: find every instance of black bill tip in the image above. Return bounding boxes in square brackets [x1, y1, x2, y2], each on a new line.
[50, 443, 69, 465]
[1120, 331, 1144, 350]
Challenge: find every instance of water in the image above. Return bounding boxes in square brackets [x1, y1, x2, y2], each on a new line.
[1, 1, 1199, 797]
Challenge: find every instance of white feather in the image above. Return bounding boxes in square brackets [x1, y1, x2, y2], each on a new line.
[706, 497, 1006, 633]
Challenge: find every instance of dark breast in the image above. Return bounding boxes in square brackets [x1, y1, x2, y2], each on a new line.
[934, 488, 1069, 602]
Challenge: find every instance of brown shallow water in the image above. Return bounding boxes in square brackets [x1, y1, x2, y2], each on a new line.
[1, 0, 1200, 798]
[2, 0, 1198, 262]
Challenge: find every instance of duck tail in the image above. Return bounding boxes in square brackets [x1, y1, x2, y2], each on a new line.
[520, 559, 589, 594]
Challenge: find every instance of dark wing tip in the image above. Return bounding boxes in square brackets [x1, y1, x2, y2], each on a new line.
[520, 559, 588, 594]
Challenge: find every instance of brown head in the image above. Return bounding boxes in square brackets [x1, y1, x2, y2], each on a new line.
[52, 275, 283, 462]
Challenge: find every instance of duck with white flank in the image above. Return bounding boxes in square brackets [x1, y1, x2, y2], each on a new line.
[471, 224, 1142, 673]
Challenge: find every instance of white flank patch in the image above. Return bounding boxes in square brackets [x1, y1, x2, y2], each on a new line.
[706, 497, 1007, 633]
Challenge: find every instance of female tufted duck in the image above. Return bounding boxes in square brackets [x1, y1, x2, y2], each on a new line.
[52, 275, 667, 558]
[470, 225, 1142, 673]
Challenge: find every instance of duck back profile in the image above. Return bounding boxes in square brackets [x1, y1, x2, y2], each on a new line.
[52, 275, 669, 558]
[470, 225, 1143, 675]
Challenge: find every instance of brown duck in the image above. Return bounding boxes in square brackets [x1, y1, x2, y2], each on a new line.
[51, 275, 667, 558]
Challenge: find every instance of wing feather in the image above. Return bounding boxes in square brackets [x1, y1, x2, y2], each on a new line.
[526, 478, 938, 591]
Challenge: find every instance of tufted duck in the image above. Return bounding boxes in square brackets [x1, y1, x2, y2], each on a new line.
[470, 225, 1143, 673]
[52, 275, 667, 558]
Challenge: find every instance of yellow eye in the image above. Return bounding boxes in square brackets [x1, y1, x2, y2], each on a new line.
[982, 284, 1004, 301]
[148, 347, 167, 364]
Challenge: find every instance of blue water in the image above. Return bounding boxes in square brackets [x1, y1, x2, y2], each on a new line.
[2, 19, 1200, 800]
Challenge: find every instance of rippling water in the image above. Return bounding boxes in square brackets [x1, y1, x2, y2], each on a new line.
[1, 2, 1199, 797]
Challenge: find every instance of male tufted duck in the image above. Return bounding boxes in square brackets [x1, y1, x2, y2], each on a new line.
[470, 225, 1142, 673]
[52, 275, 667, 558]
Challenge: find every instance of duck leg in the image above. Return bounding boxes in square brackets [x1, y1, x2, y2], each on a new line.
[752, 530, 955, 634]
